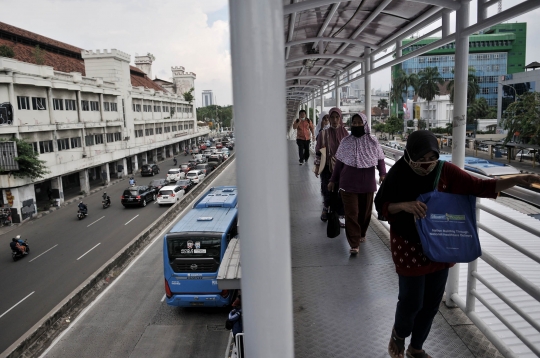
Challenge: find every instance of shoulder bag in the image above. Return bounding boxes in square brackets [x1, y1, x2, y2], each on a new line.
[415, 161, 482, 263]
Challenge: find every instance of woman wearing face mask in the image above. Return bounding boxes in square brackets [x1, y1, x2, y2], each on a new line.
[328, 113, 386, 254]
[314, 108, 349, 222]
[375, 130, 540, 358]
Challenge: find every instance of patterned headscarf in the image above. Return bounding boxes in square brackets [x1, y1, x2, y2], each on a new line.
[335, 112, 386, 169]
[314, 111, 328, 138]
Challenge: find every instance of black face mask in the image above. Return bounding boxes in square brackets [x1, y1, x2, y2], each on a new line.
[351, 126, 365, 137]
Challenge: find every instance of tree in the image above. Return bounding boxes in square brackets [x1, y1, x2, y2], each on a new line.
[445, 122, 453, 135]
[0, 45, 15, 58]
[406, 120, 414, 127]
[377, 98, 388, 111]
[308, 108, 319, 122]
[183, 87, 194, 104]
[469, 97, 490, 122]
[501, 92, 540, 145]
[373, 122, 386, 134]
[196, 105, 234, 129]
[33, 45, 45, 65]
[385, 116, 403, 137]
[391, 69, 419, 117]
[0, 138, 49, 179]
[446, 67, 480, 105]
[417, 118, 427, 130]
[417, 67, 444, 127]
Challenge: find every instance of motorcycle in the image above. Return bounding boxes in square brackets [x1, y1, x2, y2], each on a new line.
[77, 209, 88, 220]
[102, 198, 111, 209]
[12, 239, 29, 261]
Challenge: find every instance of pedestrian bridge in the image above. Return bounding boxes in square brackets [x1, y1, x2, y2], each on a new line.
[219, 141, 540, 357]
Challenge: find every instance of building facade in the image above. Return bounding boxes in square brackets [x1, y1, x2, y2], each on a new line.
[497, 68, 540, 129]
[392, 22, 527, 122]
[0, 22, 208, 223]
[202, 90, 214, 107]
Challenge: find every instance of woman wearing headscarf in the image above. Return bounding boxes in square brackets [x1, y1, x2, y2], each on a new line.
[328, 112, 386, 254]
[314, 107, 349, 222]
[374, 130, 540, 358]
[314, 112, 329, 140]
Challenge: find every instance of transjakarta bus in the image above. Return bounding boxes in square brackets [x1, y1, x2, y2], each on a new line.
[163, 186, 238, 307]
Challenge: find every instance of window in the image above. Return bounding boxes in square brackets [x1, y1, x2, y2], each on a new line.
[135, 129, 143, 138]
[491, 87, 498, 94]
[32, 97, 47, 110]
[156, 127, 163, 134]
[482, 88, 489, 94]
[163, 106, 169, 112]
[39, 140, 53, 153]
[143, 105, 151, 112]
[70, 137, 82, 148]
[145, 128, 154, 136]
[493, 54, 499, 59]
[106, 133, 114, 142]
[31, 142, 38, 153]
[81, 100, 90, 111]
[53, 98, 64, 110]
[95, 134, 104, 144]
[90, 101, 99, 111]
[164, 126, 171, 133]
[85, 135, 94, 146]
[135, 104, 141, 112]
[57, 138, 70, 151]
[485, 65, 491, 71]
[114, 132, 121, 141]
[418, 58, 425, 63]
[493, 65, 499, 71]
[154, 105, 161, 112]
[65, 99, 77, 111]
[18, 96, 32, 110]
[172, 125, 177, 131]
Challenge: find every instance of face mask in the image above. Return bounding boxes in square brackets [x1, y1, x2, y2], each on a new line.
[351, 126, 365, 138]
[323, 124, 330, 130]
[406, 151, 438, 176]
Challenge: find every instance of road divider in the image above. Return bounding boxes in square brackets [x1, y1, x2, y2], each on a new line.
[5, 153, 235, 358]
[28, 245, 58, 263]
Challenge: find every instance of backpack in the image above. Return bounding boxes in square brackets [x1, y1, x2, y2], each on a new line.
[225, 318, 234, 330]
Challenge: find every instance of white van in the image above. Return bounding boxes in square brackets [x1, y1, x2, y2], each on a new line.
[166, 168, 185, 182]
[186, 169, 205, 184]
[157, 185, 185, 206]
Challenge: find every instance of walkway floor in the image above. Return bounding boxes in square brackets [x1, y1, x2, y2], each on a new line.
[288, 141, 502, 358]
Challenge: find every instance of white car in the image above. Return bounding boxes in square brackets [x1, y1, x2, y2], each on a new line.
[157, 185, 185, 206]
[186, 169, 206, 184]
[166, 168, 185, 182]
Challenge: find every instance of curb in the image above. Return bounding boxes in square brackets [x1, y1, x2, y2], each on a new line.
[5, 154, 235, 358]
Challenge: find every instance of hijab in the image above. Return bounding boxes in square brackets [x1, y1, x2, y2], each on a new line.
[322, 107, 349, 157]
[374, 130, 442, 242]
[335, 112, 385, 169]
[314, 111, 328, 139]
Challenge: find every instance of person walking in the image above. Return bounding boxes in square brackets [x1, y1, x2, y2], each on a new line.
[313, 107, 348, 223]
[314, 112, 329, 140]
[374, 130, 540, 358]
[328, 112, 386, 254]
[292, 109, 314, 165]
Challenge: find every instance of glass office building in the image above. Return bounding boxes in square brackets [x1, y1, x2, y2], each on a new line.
[392, 23, 526, 112]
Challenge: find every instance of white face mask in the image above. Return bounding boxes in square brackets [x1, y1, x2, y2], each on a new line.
[323, 124, 330, 130]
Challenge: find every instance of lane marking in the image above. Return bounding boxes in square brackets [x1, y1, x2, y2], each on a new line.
[125, 215, 139, 226]
[161, 294, 166, 302]
[39, 159, 236, 357]
[76, 243, 101, 261]
[87, 216, 105, 228]
[0, 292, 35, 319]
[29, 244, 58, 263]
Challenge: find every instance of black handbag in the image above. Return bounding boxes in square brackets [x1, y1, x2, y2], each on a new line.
[326, 192, 341, 238]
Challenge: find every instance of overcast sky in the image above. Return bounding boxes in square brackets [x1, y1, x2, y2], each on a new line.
[2, 0, 539, 105]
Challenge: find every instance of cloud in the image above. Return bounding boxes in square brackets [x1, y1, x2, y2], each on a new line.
[1, 0, 232, 105]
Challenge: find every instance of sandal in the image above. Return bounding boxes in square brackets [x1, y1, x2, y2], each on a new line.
[406, 348, 431, 358]
[388, 327, 405, 358]
[339, 216, 346, 228]
[359, 237, 366, 243]
[349, 247, 359, 255]
[320, 207, 328, 222]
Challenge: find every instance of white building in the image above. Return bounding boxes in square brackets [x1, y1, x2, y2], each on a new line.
[413, 94, 454, 128]
[0, 22, 208, 223]
[202, 90, 214, 107]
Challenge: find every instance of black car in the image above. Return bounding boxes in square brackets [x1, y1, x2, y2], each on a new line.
[195, 163, 212, 175]
[176, 179, 196, 194]
[141, 163, 160, 176]
[121, 186, 156, 207]
[148, 178, 170, 194]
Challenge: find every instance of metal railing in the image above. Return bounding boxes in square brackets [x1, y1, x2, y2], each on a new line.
[376, 146, 540, 357]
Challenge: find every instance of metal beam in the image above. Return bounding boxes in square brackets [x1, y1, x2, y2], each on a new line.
[286, 36, 379, 50]
[287, 75, 336, 82]
[283, 0, 337, 15]
[286, 84, 321, 89]
[406, 0, 461, 10]
[285, 0, 298, 60]
[286, 53, 363, 64]
[286, 64, 341, 71]
[311, 3, 340, 50]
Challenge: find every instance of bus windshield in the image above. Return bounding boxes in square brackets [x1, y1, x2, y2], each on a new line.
[167, 236, 221, 262]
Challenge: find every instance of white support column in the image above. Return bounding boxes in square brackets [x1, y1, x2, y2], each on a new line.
[101, 163, 110, 185]
[51, 176, 64, 205]
[311, 95, 316, 125]
[442, 11, 451, 37]
[132, 155, 139, 172]
[79, 169, 90, 195]
[320, 86, 324, 115]
[229, 0, 294, 357]
[364, 47, 372, 128]
[447, 0, 471, 308]
[477, 0, 488, 22]
[335, 73, 340, 107]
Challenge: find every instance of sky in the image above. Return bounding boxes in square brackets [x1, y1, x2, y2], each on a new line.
[2, 0, 540, 105]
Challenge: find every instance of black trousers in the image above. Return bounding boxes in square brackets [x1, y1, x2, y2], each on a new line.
[394, 268, 449, 350]
[296, 139, 310, 163]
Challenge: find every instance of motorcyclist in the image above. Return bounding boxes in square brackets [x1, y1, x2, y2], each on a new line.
[10, 235, 27, 255]
[102, 192, 111, 205]
[78, 201, 88, 215]
[173, 157, 177, 166]
[129, 177, 136, 186]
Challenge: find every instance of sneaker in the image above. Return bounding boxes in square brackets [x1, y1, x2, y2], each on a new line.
[339, 216, 346, 228]
[299, 162, 303, 165]
[320, 207, 328, 222]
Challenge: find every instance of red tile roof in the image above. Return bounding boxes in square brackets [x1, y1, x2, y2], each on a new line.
[0, 21, 165, 91]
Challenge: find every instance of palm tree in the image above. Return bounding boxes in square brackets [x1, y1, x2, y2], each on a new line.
[377, 98, 388, 110]
[417, 66, 444, 128]
[391, 69, 419, 117]
[446, 66, 480, 105]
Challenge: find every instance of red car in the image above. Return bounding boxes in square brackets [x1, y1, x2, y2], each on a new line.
[199, 144, 207, 150]
[216, 143, 223, 149]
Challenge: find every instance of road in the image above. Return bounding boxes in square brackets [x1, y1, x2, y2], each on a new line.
[0, 160, 235, 357]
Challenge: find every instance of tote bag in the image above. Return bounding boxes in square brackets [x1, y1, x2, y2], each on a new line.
[415, 162, 481, 263]
[326, 192, 341, 238]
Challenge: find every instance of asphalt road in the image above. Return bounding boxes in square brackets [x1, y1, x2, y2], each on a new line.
[0, 160, 235, 356]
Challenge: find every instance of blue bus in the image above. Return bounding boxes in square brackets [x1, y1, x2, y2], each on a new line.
[163, 186, 238, 307]
[439, 155, 520, 177]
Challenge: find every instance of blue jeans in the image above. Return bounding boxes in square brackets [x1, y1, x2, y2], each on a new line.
[394, 268, 449, 350]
